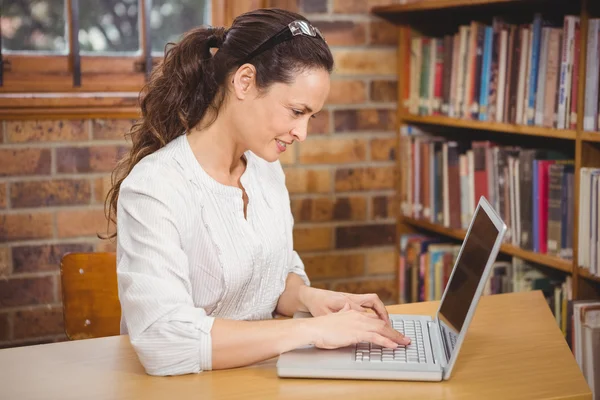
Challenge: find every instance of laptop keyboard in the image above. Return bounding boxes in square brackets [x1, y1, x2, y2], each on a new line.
[354, 320, 427, 363]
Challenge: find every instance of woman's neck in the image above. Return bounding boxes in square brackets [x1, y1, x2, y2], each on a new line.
[187, 110, 247, 184]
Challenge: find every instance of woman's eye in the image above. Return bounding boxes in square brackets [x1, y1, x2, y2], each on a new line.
[292, 109, 303, 116]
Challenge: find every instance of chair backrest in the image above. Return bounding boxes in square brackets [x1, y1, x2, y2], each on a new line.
[60, 252, 121, 340]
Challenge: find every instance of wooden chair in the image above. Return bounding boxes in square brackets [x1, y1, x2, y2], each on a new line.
[60, 252, 121, 340]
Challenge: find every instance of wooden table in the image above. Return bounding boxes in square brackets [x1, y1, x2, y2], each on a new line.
[0, 291, 591, 400]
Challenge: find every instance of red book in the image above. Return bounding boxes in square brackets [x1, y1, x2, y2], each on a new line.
[536, 160, 556, 253]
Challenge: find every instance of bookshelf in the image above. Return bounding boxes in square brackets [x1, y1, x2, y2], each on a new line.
[371, 0, 600, 302]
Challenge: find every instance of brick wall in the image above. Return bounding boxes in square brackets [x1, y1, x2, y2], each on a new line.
[0, 0, 398, 348]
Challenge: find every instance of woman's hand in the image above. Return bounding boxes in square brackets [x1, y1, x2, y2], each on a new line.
[299, 286, 392, 325]
[305, 304, 410, 350]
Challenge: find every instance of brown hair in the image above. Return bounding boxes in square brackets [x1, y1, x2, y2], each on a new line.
[102, 8, 333, 239]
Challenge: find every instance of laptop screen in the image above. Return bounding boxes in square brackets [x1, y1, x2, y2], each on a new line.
[437, 205, 500, 336]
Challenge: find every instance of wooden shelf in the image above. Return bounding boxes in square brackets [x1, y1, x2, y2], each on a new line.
[580, 131, 600, 143]
[401, 114, 577, 140]
[402, 216, 573, 273]
[578, 267, 600, 284]
[372, 0, 530, 15]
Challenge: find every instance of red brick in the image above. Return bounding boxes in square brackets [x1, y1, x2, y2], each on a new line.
[92, 119, 135, 140]
[369, 20, 398, 45]
[266, 0, 299, 11]
[335, 166, 395, 191]
[291, 196, 367, 222]
[13, 306, 64, 340]
[303, 253, 364, 279]
[96, 239, 117, 253]
[333, 49, 396, 75]
[333, 0, 390, 13]
[293, 227, 332, 251]
[332, 278, 396, 303]
[313, 21, 366, 46]
[12, 243, 94, 274]
[367, 250, 396, 275]
[371, 137, 397, 161]
[56, 209, 110, 238]
[308, 110, 330, 135]
[284, 168, 331, 193]
[300, 0, 327, 13]
[0, 313, 9, 341]
[299, 138, 367, 164]
[370, 80, 398, 102]
[0, 276, 54, 307]
[0, 149, 51, 177]
[327, 80, 367, 105]
[0, 213, 54, 243]
[334, 109, 396, 132]
[93, 175, 113, 204]
[0, 183, 6, 208]
[0, 247, 9, 276]
[56, 145, 129, 173]
[335, 223, 396, 248]
[372, 195, 396, 219]
[6, 120, 88, 143]
[10, 179, 91, 208]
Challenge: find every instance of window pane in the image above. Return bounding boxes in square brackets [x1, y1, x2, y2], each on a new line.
[1, 0, 67, 53]
[79, 0, 140, 54]
[150, 0, 210, 54]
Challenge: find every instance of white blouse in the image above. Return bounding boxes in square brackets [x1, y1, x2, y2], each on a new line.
[116, 134, 310, 376]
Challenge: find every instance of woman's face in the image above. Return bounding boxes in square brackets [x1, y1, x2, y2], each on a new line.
[233, 67, 330, 163]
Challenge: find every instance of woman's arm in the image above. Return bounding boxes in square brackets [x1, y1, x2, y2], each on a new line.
[275, 272, 309, 317]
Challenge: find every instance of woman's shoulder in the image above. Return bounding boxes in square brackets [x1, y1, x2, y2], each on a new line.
[120, 136, 193, 199]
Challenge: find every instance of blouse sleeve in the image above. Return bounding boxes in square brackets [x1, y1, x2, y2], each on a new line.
[116, 168, 214, 376]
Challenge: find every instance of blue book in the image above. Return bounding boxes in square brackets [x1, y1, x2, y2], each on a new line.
[527, 13, 543, 125]
[479, 26, 493, 121]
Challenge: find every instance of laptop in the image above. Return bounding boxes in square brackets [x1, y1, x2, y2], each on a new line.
[277, 196, 507, 381]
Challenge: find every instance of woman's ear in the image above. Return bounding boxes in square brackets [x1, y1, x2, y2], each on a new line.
[232, 64, 257, 100]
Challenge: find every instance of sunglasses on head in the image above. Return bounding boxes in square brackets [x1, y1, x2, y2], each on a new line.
[240, 20, 325, 64]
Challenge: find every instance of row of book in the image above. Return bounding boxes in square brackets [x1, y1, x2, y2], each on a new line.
[399, 125, 575, 259]
[403, 13, 600, 131]
[573, 301, 600, 399]
[398, 233, 570, 333]
[579, 167, 600, 277]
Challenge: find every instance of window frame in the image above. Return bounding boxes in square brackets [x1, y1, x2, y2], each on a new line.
[0, 0, 230, 95]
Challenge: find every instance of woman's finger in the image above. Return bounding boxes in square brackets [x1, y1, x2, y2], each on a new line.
[349, 293, 390, 325]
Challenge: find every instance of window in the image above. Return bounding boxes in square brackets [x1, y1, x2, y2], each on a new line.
[0, 0, 212, 93]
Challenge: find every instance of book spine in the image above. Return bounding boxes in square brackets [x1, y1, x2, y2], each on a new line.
[544, 29, 562, 128]
[516, 26, 530, 125]
[569, 20, 581, 130]
[534, 27, 550, 126]
[497, 29, 509, 122]
[527, 14, 542, 125]
[584, 20, 600, 131]
[479, 26, 493, 121]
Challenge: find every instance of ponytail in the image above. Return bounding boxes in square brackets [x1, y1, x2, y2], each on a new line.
[102, 26, 227, 240]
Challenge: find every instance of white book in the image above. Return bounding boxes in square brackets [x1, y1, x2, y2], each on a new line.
[516, 27, 530, 125]
[514, 158, 521, 247]
[456, 26, 469, 119]
[497, 29, 508, 123]
[535, 28, 550, 126]
[584, 19, 600, 131]
[509, 157, 516, 245]
[558, 16, 579, 129]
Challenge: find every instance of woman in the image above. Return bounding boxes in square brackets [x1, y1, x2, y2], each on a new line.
[105, 8, 409, 377]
